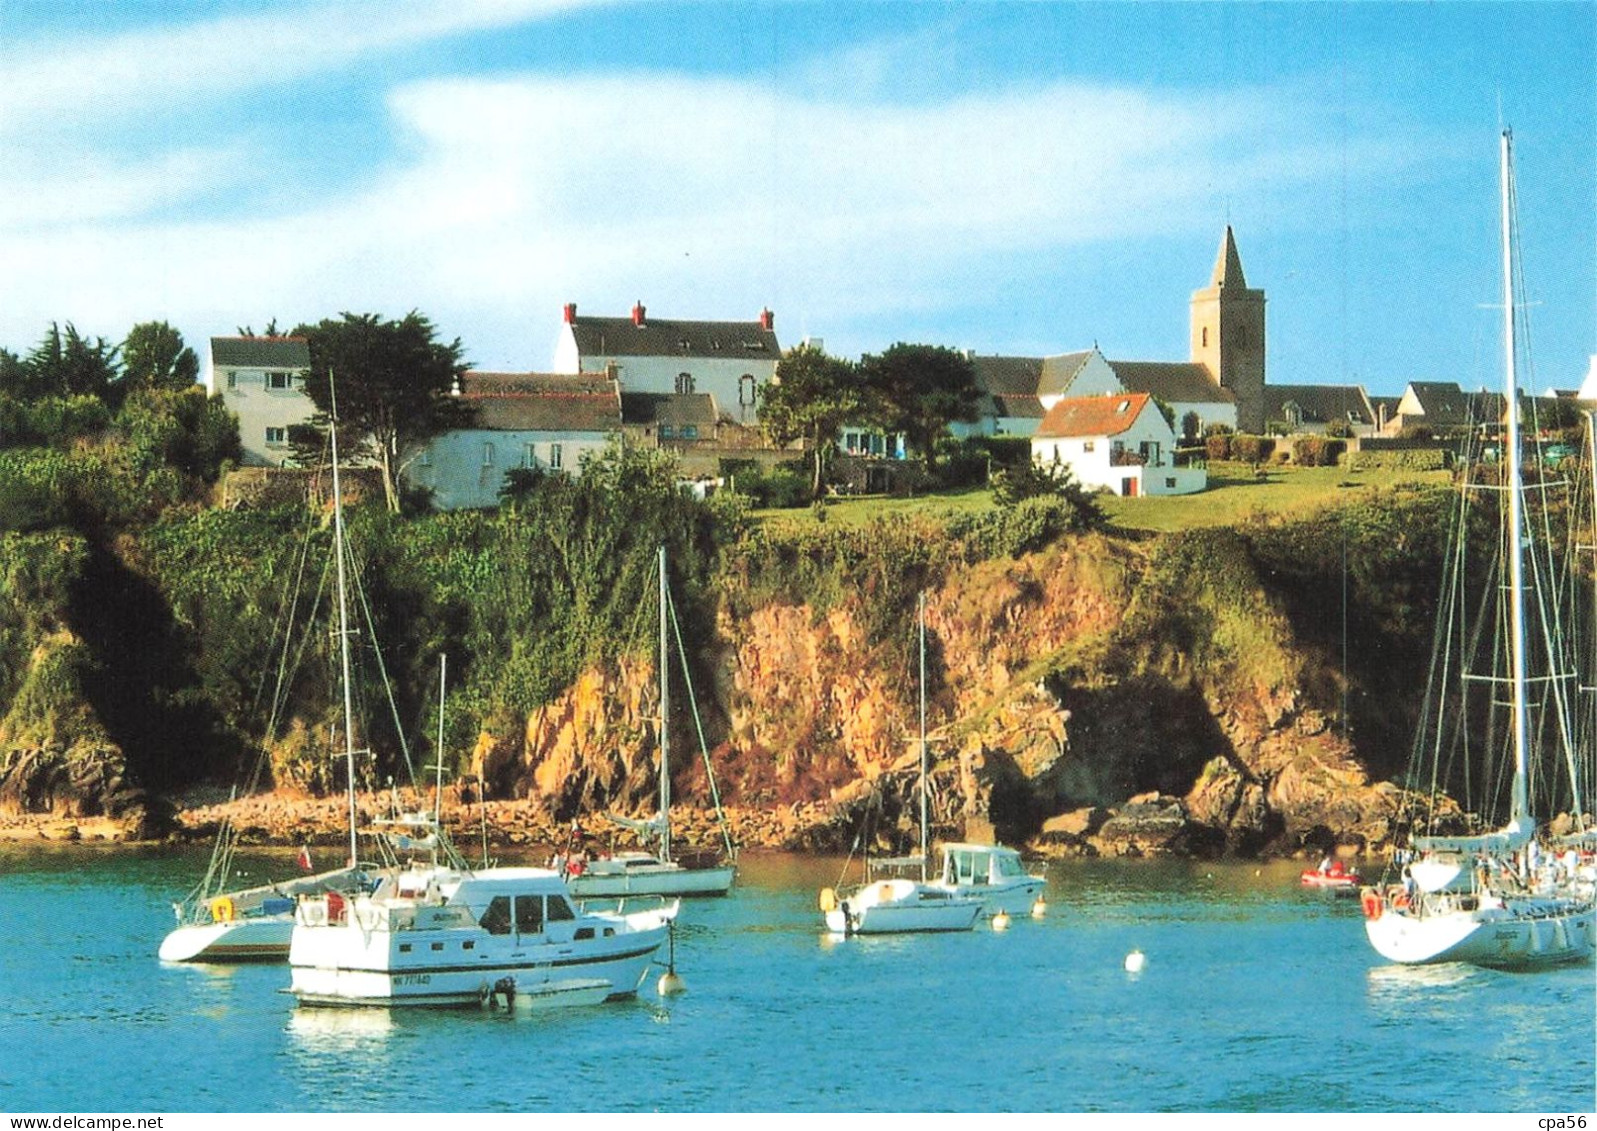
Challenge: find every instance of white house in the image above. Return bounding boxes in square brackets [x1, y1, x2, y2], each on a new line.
[1030, 392, 1206, 497]
[407, 372, 621, 510]
[206, 336, 313, 466]
[553, 302, 780, 424]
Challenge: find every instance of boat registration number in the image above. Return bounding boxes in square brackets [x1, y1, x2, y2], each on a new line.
[396, 973, 432, 986]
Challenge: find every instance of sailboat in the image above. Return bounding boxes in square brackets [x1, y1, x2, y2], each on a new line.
[820, 593, 983, 935]
[1361, 129, 1596, 968]
[159, 418, 373, 963]
[565, 545, 738, 899]
[289, 400, 676, 1009]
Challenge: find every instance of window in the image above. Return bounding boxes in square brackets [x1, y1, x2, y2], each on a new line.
[522, 443, 535, 468]
[479, 896, 512, 935]
[549, 443, 563, 470]
[547, 896, 576, 922]
[659, 425, 675, 440]
[1201, 327, 1209, 348]
[1166, 477, 1177, 489]
[225, 371, 237, 389]
[681, 425, 697, 440]
[267, 372, 291, 390]
[739, 374, 757, 407]
[514, 895, 544, 935]
[265, 427, 287, 446]
[1082, 440, 1095, 453]
[482, 442, 495, 466]
[675, 372, 695, 395]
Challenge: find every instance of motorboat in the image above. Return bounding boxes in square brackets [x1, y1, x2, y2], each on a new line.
[1362, 131, 1595, 968]
[1300, 860, 1360, 895]
[289, 815, 677, 1009]
[566, 546, 736, 901]
[935, 842, 1047, 915]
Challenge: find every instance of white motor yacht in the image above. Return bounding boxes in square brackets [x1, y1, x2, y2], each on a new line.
[935, 842, 1046, 917]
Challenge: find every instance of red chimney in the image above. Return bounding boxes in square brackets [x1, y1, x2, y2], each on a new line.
[631, 301, 646, 327]
[563, 302, 577, 324]
[758, 307, 774, 332]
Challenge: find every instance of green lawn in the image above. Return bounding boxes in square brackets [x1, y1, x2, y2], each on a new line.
[750, 463, 1452, 534]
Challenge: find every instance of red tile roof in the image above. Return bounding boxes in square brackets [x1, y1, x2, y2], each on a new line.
[1035, 392, 1154, 439]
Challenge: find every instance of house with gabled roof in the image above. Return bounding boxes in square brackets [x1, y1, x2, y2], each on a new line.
[406, 371, 621, 509]
[1384, 381, 1505, 436]
[553, 301, 779, 424]
[206, 335, 313, 466]
[1261, 384, 1377, 436]
[1030, 392, 1205, 497]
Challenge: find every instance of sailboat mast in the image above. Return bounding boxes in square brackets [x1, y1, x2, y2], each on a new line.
[919, 591, 928, 882]
[659, 544, 671, 865]
[1501, 127, 1532, 832]
[329, 376, 359, 868]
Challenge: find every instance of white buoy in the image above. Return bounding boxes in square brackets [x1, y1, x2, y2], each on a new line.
[1031, 895, 1047, 919]
[1124, 948, 1146, 973]
[992, 909, 1012, 931]
[658, 969, 686, 996]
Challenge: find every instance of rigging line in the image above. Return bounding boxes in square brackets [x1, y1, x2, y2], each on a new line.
[665, 577, 736, 858]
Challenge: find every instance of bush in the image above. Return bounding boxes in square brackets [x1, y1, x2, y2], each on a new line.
[1231, 435, 1275, 464]
[1346, 448, 1450, 472]
[1205, 432, 1232, 462]
[1293, 436, 1345, 468]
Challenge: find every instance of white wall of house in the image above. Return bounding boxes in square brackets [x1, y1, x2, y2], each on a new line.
[407, 427, 615, 510]
[1030, 406, 1204, 497]
[555, 332, 776, 424]
[212, 368, 316, 467]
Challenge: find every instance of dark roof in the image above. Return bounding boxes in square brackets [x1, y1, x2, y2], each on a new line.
[1036, 351, 1095, 398]
[211, 336, 310, 367]
[990, 394, 1046, 419]
[1036, 392, 1155, 439]
[971, 355, 1045, 396]
[1401, 381, 1504, 427]
[1263, 384, 1374, 426]
[621, 392, 720, 427]
[571, 316, 779, 361]
[459, 371, 620, 433]
[1107, 361, 1233, 405]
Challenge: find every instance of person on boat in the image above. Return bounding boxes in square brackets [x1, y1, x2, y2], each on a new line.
[1318, 855, 1333, 875]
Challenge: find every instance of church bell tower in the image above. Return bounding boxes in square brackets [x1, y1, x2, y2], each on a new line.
[1190, 226, 1266, 433]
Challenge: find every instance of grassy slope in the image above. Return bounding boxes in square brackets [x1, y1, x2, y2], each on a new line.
[751, 463, 1453, 533]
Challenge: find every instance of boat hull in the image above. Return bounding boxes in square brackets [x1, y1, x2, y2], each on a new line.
[942, 876, 1046, 917]
[159, 916, 294, 963]
[824, 879, 982, 935]
[1365, 900, 1596, 969]
[567, 863, 735, 900]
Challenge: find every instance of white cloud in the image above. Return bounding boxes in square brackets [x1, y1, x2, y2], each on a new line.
[0, 44, 1431, 370]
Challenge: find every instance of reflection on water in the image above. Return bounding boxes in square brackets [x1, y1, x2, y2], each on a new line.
[286, 1007, 397, 1058]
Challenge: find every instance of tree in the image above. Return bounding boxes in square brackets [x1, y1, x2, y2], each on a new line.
[293, 312, 472, 513]
[759, 344, 868, 498]
[122, 322, 199, 393]
[19, 323, 121, 403]
[859, 343, 980, 469]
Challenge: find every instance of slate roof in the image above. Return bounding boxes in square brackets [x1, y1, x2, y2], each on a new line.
[1263, 384, 1375, 427]
[459, 372, 620, 433]
[1106, 361, 1233, 405]
[621, 392, 721, 427]
[211, 336, 310, 368]
[1035, 392, 1155, 439]
[1035, 351, 1095, 398]
[1403, 381, 1504, 428]
[571, 316, 779, 361]
[969, 356, 1049, 418]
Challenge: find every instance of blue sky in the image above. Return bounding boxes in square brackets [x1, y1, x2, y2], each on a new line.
[0, 1, 1592, 396]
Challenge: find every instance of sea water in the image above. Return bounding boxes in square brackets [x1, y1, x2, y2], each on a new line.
[0, 844, 1591, 1114]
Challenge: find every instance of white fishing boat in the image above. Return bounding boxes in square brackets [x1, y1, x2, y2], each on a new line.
[935, 842, 1047, 917]
[1362, 130, 1596, 969]
[566, 545, 736, 900]
[821, 593, 983, 935]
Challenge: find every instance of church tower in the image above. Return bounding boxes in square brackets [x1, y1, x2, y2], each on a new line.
[1190, 226, 1266, 433]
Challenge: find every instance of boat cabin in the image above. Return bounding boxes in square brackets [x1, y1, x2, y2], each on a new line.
[941, 843, 1032, 887]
